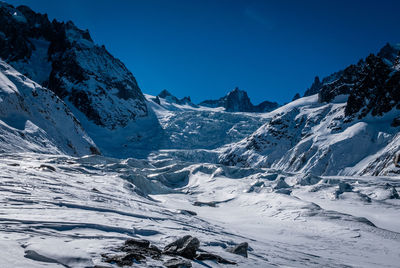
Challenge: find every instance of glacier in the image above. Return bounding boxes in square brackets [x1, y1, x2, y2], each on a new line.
[0, 2, 399, 267]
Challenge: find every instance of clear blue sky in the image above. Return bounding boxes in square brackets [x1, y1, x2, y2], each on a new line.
[4, 0, 400, 104]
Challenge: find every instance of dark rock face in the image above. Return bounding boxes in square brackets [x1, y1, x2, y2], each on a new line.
[378, 42, 400, 63]
[0, 3, 147, 129]
[153, 95, 161, 105]
[163, 235, 200, 259]
[163, 258, 192, 268]
[102, 236, 236, 267]
[193, 201, 217, 207]
[224, 88, 254, 112]
[317, 63, 363, 103]
[195, 253, 236, 264]
[200, 87, 279, 113]
[103, 252, 146, 266]
[304, 76, 323, 96]
[305, 43, 400, 120]
[304, 73, 343, 97]
[158, 89, 175, 99]
[178, 209, 197, 216]
[345, 55, 400, 118]
[102, 238, 161, 266]
[227, 242, 249, 258]
[292, 93, 301, 101]
[124, 238, 151, 248]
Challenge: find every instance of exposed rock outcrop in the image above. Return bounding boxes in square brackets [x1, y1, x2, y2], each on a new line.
[163, 235, 200, 259]
[227, 242, 249, 258]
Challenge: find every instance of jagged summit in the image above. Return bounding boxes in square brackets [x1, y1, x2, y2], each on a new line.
[199, 87, 279, 113]
[158, 89, 174, 99]
[0, 3, 147, 130]
[304, 76, 323, 96]
[315, 44, 400, 120]
[292, 92, 301, 101]
[378, 42, 400, 64]
[301, 42, 400, 124]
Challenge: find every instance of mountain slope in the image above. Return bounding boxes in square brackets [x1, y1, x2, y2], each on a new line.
[0, 59, 97, 155]
[219, 96, 400, 176]
[0, 2, 147, 131]
[219, 43, 400, 176]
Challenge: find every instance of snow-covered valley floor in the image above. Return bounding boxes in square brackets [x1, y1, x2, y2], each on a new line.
[1, 153, 399, 267]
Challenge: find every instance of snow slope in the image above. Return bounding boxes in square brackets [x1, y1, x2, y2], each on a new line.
[0, 60, 97, 156]
[0, 152, 399, 267]
[219, 94, 400, 176]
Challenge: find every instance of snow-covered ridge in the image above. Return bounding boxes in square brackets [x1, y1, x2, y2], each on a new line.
[0, 59, 97, 155]
[219, 94, 400, 176]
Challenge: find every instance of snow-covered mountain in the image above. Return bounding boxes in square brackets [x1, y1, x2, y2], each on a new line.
[0, 2, 280, 159]
[200, 87, 279, 112]
[0, 59, 97, 155]
[219, 44, 400, 176]
[0, 2, 400, 268]
[0, 2, 147, 130]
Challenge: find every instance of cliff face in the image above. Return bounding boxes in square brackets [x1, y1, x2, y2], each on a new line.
[304, 43, 400, 122]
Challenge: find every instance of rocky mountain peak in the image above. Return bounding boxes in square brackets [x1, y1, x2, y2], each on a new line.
[0, 3, 147, 130]
[158, 89, 173, 98]
[292, 93, 301, 101]
[301, 43, 400, 122]
[377, 42, 400, 64]
[225, 87, 253, 112]
[344, 53, 399, 118]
